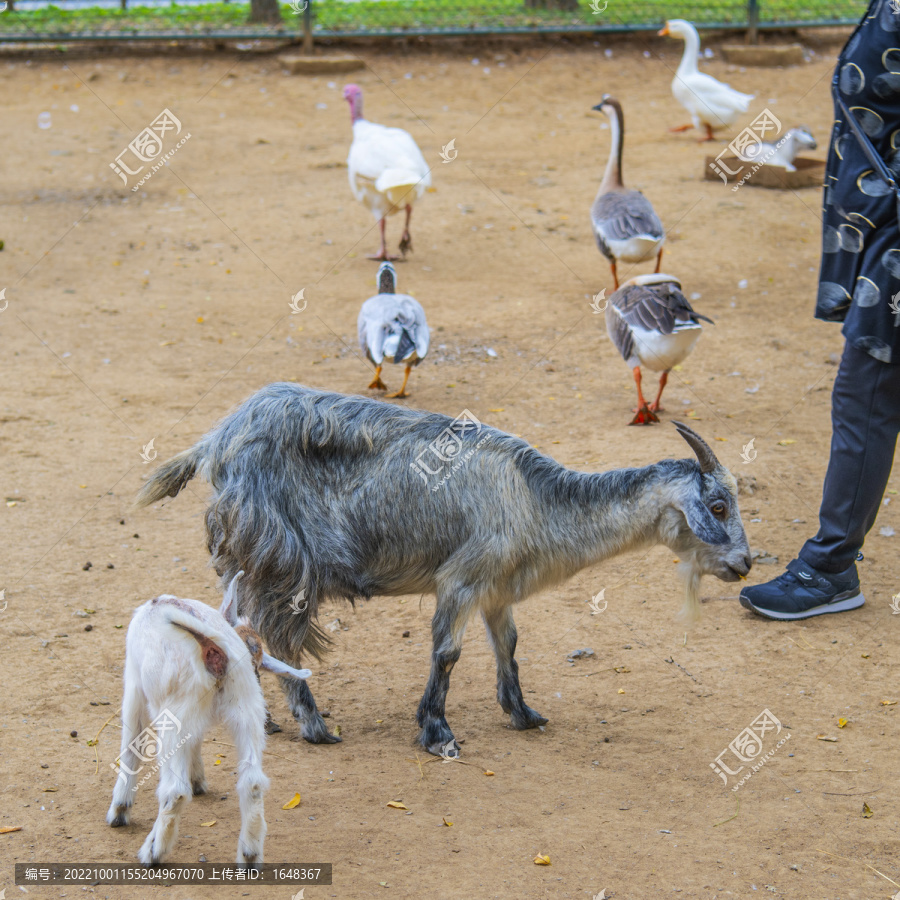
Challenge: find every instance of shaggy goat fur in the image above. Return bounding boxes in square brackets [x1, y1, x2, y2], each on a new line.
[137, 383, 750, 755]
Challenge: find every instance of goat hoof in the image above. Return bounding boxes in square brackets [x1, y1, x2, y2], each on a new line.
[191, 780, 209, 796]
[264, 718, 283, 735]
[292, 729, 342, 745]
[419, 720, 457, 757]
[510, 706, 548, 730]
[106, 806, 131, 827]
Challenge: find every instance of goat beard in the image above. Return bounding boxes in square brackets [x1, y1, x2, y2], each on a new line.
[676, 560, 703, 625]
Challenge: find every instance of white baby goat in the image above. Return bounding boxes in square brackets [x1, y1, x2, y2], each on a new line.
[107, 572, 311, 866]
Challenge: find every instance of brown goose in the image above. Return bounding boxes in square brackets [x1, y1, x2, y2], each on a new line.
[590, 96, 665, 290]
[606, 274, 713, 426]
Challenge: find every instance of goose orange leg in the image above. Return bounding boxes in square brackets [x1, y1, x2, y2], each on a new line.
[698, 123, 715, 143]
[649, 370, 669, 413]
[669, 124, 693, 133]
[386, 364, 412, 399]
[368, 365, 387, 391]
[368, 219, 400, 262]
[654, 247, 664, 273]
[398, 204, 413, 258]
[629, 366, 659, 426]
[610, 261, 619, 290]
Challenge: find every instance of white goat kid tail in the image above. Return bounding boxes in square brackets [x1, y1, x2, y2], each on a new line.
[677, 560, 703, 626]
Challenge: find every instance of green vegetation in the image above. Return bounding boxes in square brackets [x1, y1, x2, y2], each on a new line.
[0, 0, 862, 39]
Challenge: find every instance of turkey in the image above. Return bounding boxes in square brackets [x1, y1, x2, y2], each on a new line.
[358, 261, 430, 399]
[343, 84, 431, 261]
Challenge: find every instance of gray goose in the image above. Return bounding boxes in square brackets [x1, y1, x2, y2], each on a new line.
[606, 274, 713, 425]
[357, 261, 430, 399]
[590, 95, 665, 290]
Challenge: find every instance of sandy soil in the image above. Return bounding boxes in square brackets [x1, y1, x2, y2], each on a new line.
[1, 33, 899, 900]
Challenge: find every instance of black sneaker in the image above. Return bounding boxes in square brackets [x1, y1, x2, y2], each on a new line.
[739, 558, 864, 621]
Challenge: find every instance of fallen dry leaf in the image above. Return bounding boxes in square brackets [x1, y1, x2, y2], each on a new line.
[838, 718, 848, 728]
[484, 770, 495, 776]
[333, 725, 342, 737]
[43, 787, 58, 793]
[214, 760, 221, 766]
[862, 802, 873, 818]
[533, 854, 551, 866]
[442, 817, 453, 827]
[614, 666, 631, 674]
[282, 793, 302, 810]
[200, 820, 216, 827]
[816, 735, 838, 742]
[488, 408, 504, 413]
[880, 699, 897, 706]
[861, 653, 870, 659]
[0, 826, 23, 834]
[777, 439, 796, 446]
[617, 689, 625, 694]
[387, 801, 409, 810]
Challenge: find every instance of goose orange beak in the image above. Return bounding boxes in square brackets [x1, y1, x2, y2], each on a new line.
[658, 23, 669, 36]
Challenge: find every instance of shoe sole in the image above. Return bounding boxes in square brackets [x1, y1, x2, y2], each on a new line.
[739, 589, 865, 621]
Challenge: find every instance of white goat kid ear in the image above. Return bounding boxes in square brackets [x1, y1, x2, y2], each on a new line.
[259, 653, 311, 680]
[219, 570, 244, 626]
[680, 498, 729, 546]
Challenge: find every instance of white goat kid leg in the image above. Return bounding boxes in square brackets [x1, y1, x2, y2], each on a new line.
[137, 731, 193, 866]
[227, 711, 270, 864]
[107, 677, 146, 827]
[189, 741, 208, 796]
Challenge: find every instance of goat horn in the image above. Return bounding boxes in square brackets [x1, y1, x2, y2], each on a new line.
[672, 421, 719, 474]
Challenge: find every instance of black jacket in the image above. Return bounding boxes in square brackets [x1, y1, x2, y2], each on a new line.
[816, 0, 900, 363]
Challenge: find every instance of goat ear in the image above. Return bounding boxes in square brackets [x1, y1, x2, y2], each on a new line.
[673, 421, 719, 474]
[219, 570, 244, 626]
[259, 652, 311, 680]
[680, 498, 730, 546]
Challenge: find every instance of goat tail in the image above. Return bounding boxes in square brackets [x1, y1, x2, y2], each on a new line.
[136, 445, 202, 508]
[676, 561, 703, 626]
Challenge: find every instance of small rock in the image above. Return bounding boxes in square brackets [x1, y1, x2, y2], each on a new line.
[107, 563, 114, 569]
[133, 534, 139, 539]
[70, 730, 78, 738]
[402, 630, 410, 638]
[879, 526, 895, 537]
[82, 562, 92, 571]
[567, 648, 595, 661]
[84, 624, 93, 632]
[199, 855, 207, 863]
[40, 764, 49, 769]
[119, 519, 125, 525]
[320, 710, 331, 718]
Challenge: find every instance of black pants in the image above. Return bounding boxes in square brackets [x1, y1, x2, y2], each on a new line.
[800, 342, 900, 574]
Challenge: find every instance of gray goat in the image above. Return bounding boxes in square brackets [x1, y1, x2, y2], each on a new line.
[137, 383, 751, 756]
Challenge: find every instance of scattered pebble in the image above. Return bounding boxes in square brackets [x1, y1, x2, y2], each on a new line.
[402, 630, 410, 638]
[879, 526, 895, 537]
[567, 648, 595, 661]
[82, 562, 92, 571]
[70, 731, 77, 738]
[738, 279, 748, 289]
[84, 625, 93, 632]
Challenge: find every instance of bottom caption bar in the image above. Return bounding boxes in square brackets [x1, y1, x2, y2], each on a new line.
[15, 864, 332, 885]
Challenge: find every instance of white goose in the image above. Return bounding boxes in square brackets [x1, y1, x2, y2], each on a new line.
[590, 95, 665, 290]
[343, 84, 431, 261]
[760, 126, 817, 171]
[659, 19, 753, 142]
[358, 261, 430, 399]
[606, 274, 712, 425]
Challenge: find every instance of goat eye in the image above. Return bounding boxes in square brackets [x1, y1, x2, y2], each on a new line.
[710, 501, 726, 517]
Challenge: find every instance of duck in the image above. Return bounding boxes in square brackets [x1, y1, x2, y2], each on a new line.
[760, 126, 817, 171]
[606, 274, 713, 425]
[590, 96, 665, 290]
[358, 261, 430, 399]
[658, 20, 753, 142]
[343, 84, 431, 261]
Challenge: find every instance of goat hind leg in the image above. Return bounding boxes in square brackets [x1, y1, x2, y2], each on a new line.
[416, 601, 469, 756]
[137, 735, 193, 865]
[483, 605, 548, 730]
[107, 677, 145, 827]
[189, 741, 207, 796]
[283, 676, 341, 745]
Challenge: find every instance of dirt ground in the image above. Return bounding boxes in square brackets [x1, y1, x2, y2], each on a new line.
[1, 31, 899, 900]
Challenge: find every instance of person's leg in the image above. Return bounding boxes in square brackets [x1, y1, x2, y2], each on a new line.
[740, 342, 900, 620]
[800, 343, 900, 572]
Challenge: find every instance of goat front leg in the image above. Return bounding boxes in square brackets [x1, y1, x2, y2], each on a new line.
[138, 733, 194, 865]
[483, 605, 548, 730]
[107, 677, 146, 827]
[416, 600, 470, 757]
[189, 741, 207, 796]
[283, 676, 341, 745]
